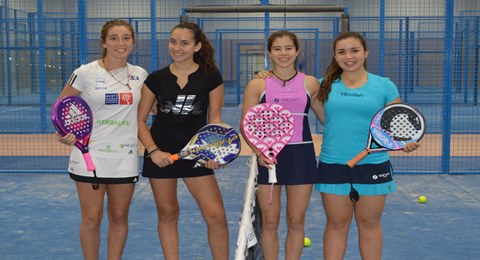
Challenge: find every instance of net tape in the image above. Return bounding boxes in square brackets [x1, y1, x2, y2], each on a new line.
[235, 154, 264, 260]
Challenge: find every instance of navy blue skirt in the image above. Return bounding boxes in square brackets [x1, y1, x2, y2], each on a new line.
[257, 143, 319, 185]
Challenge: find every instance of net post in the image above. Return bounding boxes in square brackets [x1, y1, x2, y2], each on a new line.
[180, 15, 189, 23]
[341, 13, 350, 33]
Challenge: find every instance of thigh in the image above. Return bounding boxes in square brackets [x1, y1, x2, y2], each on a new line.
[150, 178, 179, 208]
[257, 184, 282, 221]
[285, 184, 313, 218]
[321, 193, 354, 224]
[184, 175, 224, 214]
[75, 181, 106, 215]
[106, 183, 135, 212]
[354, 195, 386, 223]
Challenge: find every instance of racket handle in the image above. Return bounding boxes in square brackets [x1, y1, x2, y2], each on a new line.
[268, 164, 277, 184]
[82, 152, 96, 172]
[346, 148, 370, 168]
[170, 154, 179, 161]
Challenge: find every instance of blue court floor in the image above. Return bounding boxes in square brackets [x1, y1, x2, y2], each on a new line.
[0, 156, 479, 260]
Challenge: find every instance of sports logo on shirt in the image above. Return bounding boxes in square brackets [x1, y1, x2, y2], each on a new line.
[160, 95, 201, 115]
[105, 93, 133, 105]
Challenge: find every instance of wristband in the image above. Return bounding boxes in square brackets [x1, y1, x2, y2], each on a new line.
[146, 148, 160, 158]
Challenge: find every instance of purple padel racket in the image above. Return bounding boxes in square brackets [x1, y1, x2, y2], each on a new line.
[346, 103, 426, 168]
[51, 96, 98, 190]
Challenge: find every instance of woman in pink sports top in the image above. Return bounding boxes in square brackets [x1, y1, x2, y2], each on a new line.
[241, 30, 323, 260]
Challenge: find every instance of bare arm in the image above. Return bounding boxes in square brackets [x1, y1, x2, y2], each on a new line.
[137, 85, 173, 167]
[305, 75, 324, 124]
[240, 79, 274, 167]
[59, 84, 81, 98]
[208, 84, 225, 124]
[387, 97, 401, 105]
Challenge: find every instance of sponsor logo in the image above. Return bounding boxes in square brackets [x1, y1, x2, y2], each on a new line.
[95, 78, 107, 90]
[119, 93, 133, 105]
[98, 144, 118, 153]
[105, 93, 133, 105]
[120, 143, 136, 148]
[372, 172, 391, 180]
[372, 128, 391, 147]
[105, 93, 119, 104]
[64, 104, 88, 125]
[341, 92, 364, 97]
[96, 119, 130, 126]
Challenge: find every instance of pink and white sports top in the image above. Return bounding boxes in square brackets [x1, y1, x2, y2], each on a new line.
[263, 71, 313, 144]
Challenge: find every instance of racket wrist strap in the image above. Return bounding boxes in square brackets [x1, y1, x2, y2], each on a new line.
[146, 148, 160, 158]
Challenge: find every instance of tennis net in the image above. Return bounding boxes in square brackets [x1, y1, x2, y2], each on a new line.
[234, 154, 264, 260]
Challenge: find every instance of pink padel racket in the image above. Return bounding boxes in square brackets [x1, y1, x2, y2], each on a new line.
[242, 103, 295, 203]
[51, 96, 99, 190]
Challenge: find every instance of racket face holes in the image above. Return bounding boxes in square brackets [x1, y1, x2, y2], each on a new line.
[377, 104, 426, 146]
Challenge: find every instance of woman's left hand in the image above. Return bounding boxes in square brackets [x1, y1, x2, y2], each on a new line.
[403, 142, 421, 153]
[204, 160, 221, 170]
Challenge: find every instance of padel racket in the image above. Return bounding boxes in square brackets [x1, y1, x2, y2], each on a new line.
[51, 96, 99, 190]
[242, 103, 295, 203]
[346, 103, 426, 168]
[170, 123, 241, 166]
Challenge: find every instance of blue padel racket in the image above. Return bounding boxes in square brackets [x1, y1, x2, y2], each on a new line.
[170, 123, 241, 166]
[346, 103, 426, 168]
[51, 96, 99, 190]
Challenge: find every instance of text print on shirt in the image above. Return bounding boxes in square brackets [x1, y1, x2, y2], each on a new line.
[159, 95, 202, 115]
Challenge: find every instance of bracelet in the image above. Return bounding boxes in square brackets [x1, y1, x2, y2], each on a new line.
[146, 148, 160, 158]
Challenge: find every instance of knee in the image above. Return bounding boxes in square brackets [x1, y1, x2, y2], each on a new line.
[356, 217, 381, 230]
[286, 216, 305, 232]
[204, 207, 228, 227]
[81, 210, 103, 228]
[108, 209, 129, 226]
[263, 217, 280, 233]
[157, 204, 180, 222]
[326, 218, 351, 231]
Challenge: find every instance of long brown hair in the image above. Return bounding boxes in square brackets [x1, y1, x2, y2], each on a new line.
[100, 19, 135, 59]
[171, 22, 218, 72]
[317, 32, 368, 103]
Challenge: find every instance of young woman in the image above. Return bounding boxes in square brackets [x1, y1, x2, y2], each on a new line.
[242, 30, 322, 260]
[56, 19, 148, 260]
[315, 32, 420, 260]
[137, 22, 228, 260]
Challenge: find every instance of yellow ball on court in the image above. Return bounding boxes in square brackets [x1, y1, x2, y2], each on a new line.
[304, 237, 311, 247]
[418, 195, 427, 203]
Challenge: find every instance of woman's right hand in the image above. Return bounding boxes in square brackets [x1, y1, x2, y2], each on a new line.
[255, 70, 272, 79]
[56, 132, 76, 146]
[150, 150, 174, 168]
[256, 153, 275, 169]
